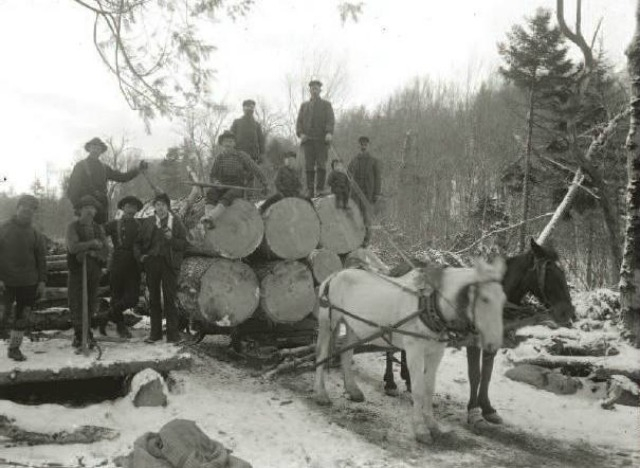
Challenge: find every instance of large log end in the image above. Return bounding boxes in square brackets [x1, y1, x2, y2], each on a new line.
[262, 198, 320, 260]
[314, 196, 366, 254]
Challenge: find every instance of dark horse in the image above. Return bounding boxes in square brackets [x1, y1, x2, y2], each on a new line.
[382, 238, 575, 425]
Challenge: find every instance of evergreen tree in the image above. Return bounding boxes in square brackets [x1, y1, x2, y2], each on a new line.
[498, 8, 574, 251]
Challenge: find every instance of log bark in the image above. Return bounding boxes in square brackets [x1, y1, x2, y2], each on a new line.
[254, 261, 316, 323]
[307, 248, 343, 284]
[46, 259, 69, 272]
[314, 196, 366, 254]
[261, 198, 320, 260]
[177, 256, 259, 327]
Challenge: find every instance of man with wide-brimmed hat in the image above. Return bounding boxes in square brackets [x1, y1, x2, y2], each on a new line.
[103, 195, 144, 338]
[348, 136, 382, 246]
[134, 193, 188, 343]
[201, 130, 268, 228]
[296, 79, 335, 197]
[0, 195, 47, 360]
[65, 195, 109, 349]
[230, 99, 265, 164]
[66, 137, 149, 225]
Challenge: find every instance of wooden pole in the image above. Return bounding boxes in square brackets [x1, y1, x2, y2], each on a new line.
[81, 255, 90, 356]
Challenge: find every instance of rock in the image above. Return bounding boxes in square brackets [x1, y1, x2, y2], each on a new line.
[601, 375, 640, 409]
[130, 368, 168, 407]
[505, 364, 581, 395]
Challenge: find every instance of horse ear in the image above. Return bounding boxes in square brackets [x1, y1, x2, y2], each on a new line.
[530, 238, 545, 257]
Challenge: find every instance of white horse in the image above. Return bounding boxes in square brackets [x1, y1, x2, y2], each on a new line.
[313, 257, 507, 444]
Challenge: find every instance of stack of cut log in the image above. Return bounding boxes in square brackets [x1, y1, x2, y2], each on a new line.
[154, 194, 367, 339]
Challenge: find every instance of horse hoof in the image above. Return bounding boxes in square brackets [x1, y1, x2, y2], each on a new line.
[314, 394, 332, 406]
[467, 407, 490, 430]
[347, 390, 365, 402]
[384, 387, 400, 397]
[483, 412, 503, 425]
[414, 431, 433, 445]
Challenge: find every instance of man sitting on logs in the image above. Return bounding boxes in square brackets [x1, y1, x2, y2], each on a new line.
[66, 195, 109, 349]
[201, 130, 269, 228]
[103, 195, 144, 338]
[0, 195, 47, 361]
[260, 151, 305, 213]
[348, 136, 382, 246]
[327, 159, 350, 209]
[135, 193, 188, 344]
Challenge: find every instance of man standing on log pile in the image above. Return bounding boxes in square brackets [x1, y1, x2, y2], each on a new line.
[0, 195, 47, 360]
[200, 130, 269, 228]
[296, 80, 335, 198]
[230, 99, 265, 165]
[66, 195, 109, 349]
[66, 137, 148, 225]
[103, 195, 144, 338]
[348, 136, 382, 246]
[135, 193, 188, 343]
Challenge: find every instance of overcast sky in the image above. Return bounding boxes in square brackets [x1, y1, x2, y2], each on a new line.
[0, 0, 634, 194]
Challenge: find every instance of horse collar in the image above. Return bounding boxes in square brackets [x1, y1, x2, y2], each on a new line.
[418, 290, 477, 338]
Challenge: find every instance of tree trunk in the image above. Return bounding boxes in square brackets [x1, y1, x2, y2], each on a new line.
[519, 86, 535, 252]
[314, 196, 366, 254]
[537, 169, 584, 246]
[254, 261, 316, 323]
[307, 248, 343, 284]
[621, 0, 640, 347]
[177, 257, 259, 327]
[261, 198, 320, 260]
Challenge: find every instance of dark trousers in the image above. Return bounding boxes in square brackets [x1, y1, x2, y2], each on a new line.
[144, 256, 179, 341]
[302, 140, 328, 194]
[2, 285, 37, 332]
[68, 258, 103, 337]
[333, 189, 350, 209]
[110, 251, 141, 324]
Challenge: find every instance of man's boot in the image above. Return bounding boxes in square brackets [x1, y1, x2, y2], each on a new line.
[202, 203, 226, 229]
[8, 330, 26, 361]
[306, 171, 316, 198]
[316, 168, 327, 195]
[116, 321, 132, 339]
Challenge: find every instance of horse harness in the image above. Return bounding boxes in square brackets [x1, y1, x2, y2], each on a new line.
[504, 258, 553, 311]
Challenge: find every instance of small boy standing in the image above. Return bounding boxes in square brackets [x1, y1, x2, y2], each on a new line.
[260, 151, 304, 213]
[327, 159, 350, 209]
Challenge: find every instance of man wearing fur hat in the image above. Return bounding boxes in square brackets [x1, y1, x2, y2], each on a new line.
[103, 195, 144, 338]
[135, 193, 188, 343]
[0, 195, 47, 360]
[67, 137, 149, 225]
[230, 99, 265, 164]
[201, 131, 269, 228]
[296, 80, 335, 197]
[65, 195, 109, 349]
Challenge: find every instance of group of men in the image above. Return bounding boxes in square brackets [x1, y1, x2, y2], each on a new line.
[0, 79, 382, 361]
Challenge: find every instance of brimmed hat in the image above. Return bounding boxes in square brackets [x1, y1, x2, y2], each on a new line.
[17, 194, 39, 209]
[117, 195, 143, 211]
[84, 137, 108, 154]
[153, 192, 171, 208]
[218, 130, 236, 145]
[242, 99, 256, 107]
[308, 79, 323, 87]
[77, 195, 102, 210]
[358, 136, 370, 143]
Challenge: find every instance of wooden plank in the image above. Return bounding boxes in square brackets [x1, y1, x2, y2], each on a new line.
[0, 339, 192, 386]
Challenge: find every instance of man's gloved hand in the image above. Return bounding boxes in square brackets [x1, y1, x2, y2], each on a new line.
[138, 160, 149, 172]
[90, 239, 103, 250]
[325, 133, 333, 143]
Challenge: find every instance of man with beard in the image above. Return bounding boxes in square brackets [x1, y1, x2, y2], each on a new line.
[230, 99, 265, 164]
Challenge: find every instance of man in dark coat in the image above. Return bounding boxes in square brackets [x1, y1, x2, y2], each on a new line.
[134, 193, 188, 343]
[230, 99, 265, 163]
[67, 137, 149, 224]
[66, 195, 109, 349]
[104, 195, 144, 338]
[0, 195, 47, 360]
[296, 80, 335, 197]
[201, 131, 268, 228]
[348, 136, 382, 245]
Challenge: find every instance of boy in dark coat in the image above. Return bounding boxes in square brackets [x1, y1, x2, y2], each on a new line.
[0, 195, 47, 360]
[327, 159, 350, 209]
[66, 195, 109, 349]
[104, 195, 144, 338]
[260, 151, 304, 213]
[135, 193, 188, 343]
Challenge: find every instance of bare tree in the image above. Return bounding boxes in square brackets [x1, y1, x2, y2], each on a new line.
[104, 135, 142, 212]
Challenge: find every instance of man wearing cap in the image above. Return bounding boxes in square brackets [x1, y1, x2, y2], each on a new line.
[230, 99, 265, 164]
[66, 195, 109, 349]
[348, 136, 382, 245]
[296, 80, 335, 197]
[67, 137, 149, 225]
[0, 195, 47, 360]
[135, 193, 188, 343]
[103, 195, 144, 338]
[201, 130, 269, 228]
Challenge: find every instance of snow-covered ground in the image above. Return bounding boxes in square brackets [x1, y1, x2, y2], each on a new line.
[1, 337, 638, 468]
